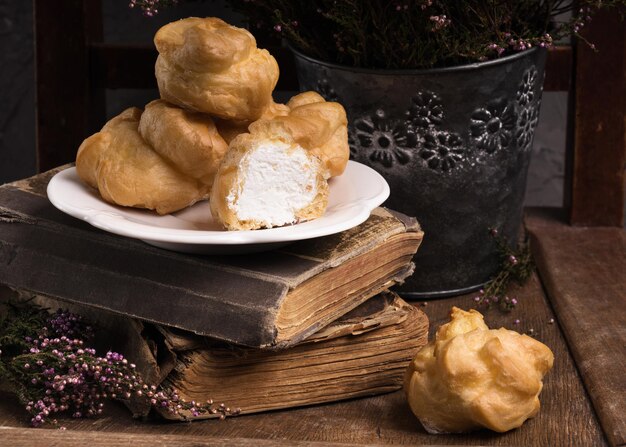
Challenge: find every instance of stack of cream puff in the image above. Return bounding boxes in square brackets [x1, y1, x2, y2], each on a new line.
[76, 17, 349, 230]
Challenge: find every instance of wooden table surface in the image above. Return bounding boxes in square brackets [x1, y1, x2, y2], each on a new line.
[1, 208, 623, 447]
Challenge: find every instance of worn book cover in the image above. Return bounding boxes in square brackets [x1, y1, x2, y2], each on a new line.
[29, 290, 428, 419]
[0, 167, 424, 348]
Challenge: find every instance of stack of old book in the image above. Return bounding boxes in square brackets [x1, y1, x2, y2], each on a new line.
[0, 168, 428, 419]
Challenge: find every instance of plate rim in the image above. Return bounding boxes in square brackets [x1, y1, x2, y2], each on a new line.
[46, 161, 390, 246]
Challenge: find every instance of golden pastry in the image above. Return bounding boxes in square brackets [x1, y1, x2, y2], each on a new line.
[138, 99, 228, 187]
[404, 307, 554, 434]
[214, 118, 250, 145]
[214, 100, 290, 144]
[210, 126, 329, 231]
[76, 108, 208, 215]
[250, 91, 349, 177]
[154, 17, 279, 121]
[213, 92, 349, 177]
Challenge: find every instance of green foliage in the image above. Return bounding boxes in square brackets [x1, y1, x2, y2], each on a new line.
[0, 301, 49, 408]
[227, 0, 626, 69]
[0, 300, 47, 360]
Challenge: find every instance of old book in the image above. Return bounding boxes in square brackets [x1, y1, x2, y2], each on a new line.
[155, 292, 428, 419]
[26, 290, 427, 419]
[0, 167, 424, 349]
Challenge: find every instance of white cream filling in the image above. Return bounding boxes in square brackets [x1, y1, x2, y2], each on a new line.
[227, 141, 318, 228]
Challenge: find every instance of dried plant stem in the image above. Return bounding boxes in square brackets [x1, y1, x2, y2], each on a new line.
[473, 229, 534, 312]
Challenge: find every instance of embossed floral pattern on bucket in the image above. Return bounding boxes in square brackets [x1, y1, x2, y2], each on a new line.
[293, 47, 547, 297]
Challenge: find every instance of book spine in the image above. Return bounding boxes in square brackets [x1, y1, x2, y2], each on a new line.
[0, 188, 288, 348]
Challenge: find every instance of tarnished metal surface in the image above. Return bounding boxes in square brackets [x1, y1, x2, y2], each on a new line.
[293, 48, 547, 297]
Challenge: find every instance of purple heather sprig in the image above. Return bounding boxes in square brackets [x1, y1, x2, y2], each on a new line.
[429, 15, 451, 31]
[483, 3, 604, 60]
[128, 0, 178, 17]
[472, 228, 534, 313]
[0, 305, 239, 428]
[127, 0, 626, 68]
[484, 32, 554, 60]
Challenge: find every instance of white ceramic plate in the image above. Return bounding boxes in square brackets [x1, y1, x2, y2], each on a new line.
[47, 162, 390, 254]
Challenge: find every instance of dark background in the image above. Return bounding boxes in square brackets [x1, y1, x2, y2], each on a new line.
[0, 0, 567, 206]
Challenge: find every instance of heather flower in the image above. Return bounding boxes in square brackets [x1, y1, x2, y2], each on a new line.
[473, 229, 533, 312]
[487, 43, 506, 56]
[236, 1, 621, 68]
[129, 0, 177, 17]
[130, 1, 623, 68]
[0, 303, 239, 428]
[429, 15, 451, 31]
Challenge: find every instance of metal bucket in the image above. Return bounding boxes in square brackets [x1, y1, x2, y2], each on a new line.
[292, 47, 546, 298]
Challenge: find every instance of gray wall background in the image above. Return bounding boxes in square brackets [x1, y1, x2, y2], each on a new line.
[0, 0, 566, 207]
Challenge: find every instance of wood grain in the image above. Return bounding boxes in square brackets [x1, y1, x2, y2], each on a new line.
[0, 427, 381, 447]
[34, 0, 105, 172]
[544, 46, 573, 92]
[0, 272, 606, 446]
[571, 9, 626, 226]
[526, 208, 626, 447]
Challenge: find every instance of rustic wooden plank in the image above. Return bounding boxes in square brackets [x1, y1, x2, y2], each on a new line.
[544, 46, 573, 92]
[0, 426, 385, 447]
[34, 0, 105, 172]
[526, 207, 626, 447]
[0, 272, 606, 445]
[571, 9, 626, 226]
